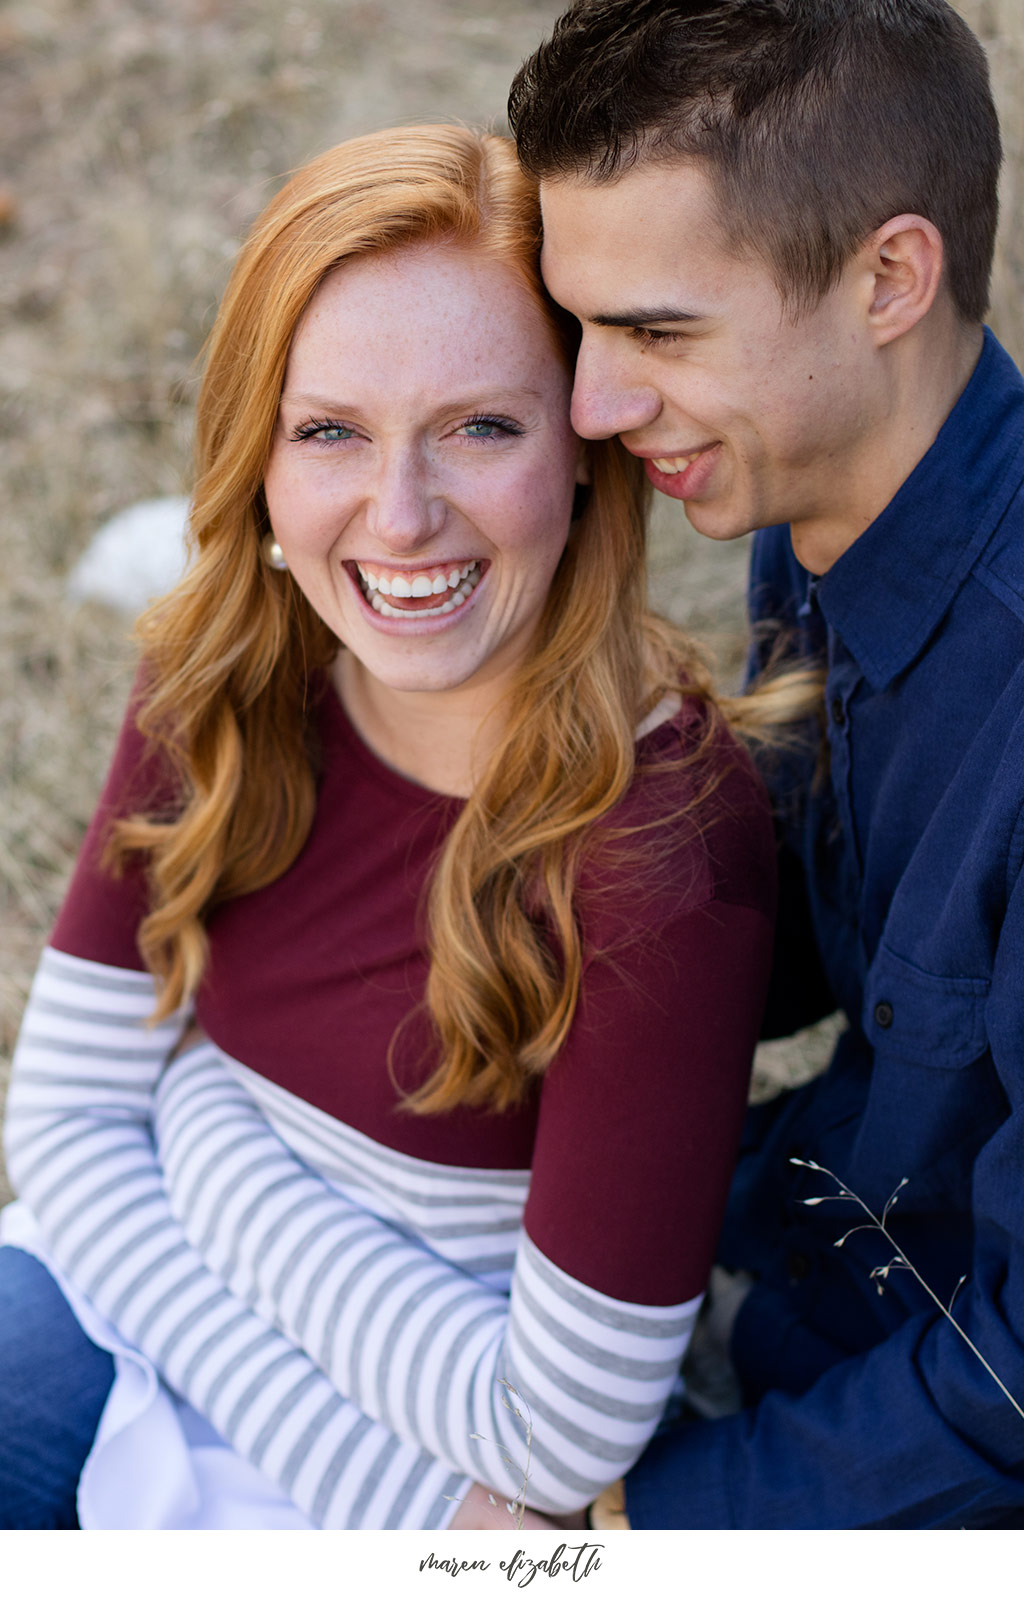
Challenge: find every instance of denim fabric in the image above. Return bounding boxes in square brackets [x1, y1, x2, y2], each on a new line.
[0, 1245, 114, 1528]
[627, 329, 1024, 1528]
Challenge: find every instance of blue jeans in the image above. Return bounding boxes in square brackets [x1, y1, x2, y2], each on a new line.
[0, 1244, 114, 1528]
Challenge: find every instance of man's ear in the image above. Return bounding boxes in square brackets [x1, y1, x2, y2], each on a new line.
[861, 214, 945, 347]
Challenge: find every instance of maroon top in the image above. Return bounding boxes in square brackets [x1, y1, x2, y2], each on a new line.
[52, 683, 776, 1304]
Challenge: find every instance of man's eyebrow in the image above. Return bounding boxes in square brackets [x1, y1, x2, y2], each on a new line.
[589, 307, 703, 328]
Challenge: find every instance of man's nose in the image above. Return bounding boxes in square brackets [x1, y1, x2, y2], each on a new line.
[367, 447, 445, 551]
[570, 335, 662, 441]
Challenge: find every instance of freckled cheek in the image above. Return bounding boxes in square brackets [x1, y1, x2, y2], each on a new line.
[268, 478, 361, 558]
[498, 491, 574, 572]
[464, 461, 575, 551]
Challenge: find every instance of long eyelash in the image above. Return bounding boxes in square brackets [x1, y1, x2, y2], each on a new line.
[463, 413, 525, 436]
[288, 416, 348, 442]
[628, 328, 686, 350]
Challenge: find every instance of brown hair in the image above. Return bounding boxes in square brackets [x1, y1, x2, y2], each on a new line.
[112, 123, 739, 1112]
[509, 0, 1001, 320]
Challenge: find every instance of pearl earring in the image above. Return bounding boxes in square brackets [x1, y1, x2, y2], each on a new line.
[261, 533, 289, 571]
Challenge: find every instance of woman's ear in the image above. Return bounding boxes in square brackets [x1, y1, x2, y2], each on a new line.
[861, 213, 945, 347]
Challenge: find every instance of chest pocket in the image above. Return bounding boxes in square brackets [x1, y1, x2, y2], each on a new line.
[852, 944, 1001, 1205]
[863, 944, 989, 1068]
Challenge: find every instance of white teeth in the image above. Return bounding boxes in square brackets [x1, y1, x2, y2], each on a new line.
[376, 595, 459, 618]
[652, 451, 702, 475]
[358, 560, 482, 617]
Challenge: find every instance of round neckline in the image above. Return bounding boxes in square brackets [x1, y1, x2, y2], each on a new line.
[316, 674, 700, 808]
[319, 680, 464, 808]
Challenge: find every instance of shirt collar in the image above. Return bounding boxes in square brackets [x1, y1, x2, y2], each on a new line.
[815, 328, 1024, 689]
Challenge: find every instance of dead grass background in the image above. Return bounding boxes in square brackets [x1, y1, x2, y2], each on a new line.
[2, 0, 1022, 1203]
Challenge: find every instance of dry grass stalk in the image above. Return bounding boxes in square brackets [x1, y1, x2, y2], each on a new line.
[792, 1159, 1024, 1425]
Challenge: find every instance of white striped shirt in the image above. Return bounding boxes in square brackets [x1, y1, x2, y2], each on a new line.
[5, 946, 700, 1527]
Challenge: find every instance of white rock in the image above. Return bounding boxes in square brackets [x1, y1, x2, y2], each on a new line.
[67, 495, 192, 615]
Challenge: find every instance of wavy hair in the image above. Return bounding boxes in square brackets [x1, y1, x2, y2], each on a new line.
[112, 124, 801, 1113]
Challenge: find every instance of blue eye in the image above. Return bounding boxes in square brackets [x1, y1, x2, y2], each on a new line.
[289, 418, 355, 443]
[459, 414, 524, 440]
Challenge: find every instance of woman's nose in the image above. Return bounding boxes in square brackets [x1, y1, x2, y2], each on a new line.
[366, 448, 445, 551]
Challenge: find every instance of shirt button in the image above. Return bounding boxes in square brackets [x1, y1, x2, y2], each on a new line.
[787, 1252, 813, 1281]
[874, 1000, 894, 1028]
[831, 696, 846, 727]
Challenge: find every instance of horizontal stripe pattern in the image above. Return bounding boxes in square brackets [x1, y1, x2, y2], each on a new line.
[153, 1040, 701, 1512]
[3, 948, 468, 1528]
[175, 1055, 531, 1289]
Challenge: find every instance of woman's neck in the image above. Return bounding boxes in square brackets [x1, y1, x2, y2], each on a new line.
[331, 652, 508, 798]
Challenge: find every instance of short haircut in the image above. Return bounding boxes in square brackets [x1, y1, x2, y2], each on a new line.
[509, 0, 1001, 320]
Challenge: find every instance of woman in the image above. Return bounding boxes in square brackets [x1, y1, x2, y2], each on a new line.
[0, 125, 776, 1529]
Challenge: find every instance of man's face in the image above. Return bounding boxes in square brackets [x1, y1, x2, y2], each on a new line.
[540, 159, 881, 546]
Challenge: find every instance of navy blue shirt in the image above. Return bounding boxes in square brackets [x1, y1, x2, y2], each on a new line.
[627, 329, 1024, 1528]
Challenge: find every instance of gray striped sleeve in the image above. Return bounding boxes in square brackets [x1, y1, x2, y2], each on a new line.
[155, 1044, 703, 1515]
[3, 948, 470, 1528]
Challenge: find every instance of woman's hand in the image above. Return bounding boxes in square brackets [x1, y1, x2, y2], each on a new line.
[446, 1481, 563, 1531]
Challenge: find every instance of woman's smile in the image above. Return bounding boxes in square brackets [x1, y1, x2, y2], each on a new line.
[347, 556, 487, 620]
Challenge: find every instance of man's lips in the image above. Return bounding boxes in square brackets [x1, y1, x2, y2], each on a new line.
[634, 444, 721, 502]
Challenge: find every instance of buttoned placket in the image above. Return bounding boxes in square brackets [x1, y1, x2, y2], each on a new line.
[822, 629, 868, 972]
[796, 576, 866, 962]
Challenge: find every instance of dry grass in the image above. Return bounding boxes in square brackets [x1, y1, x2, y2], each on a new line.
[2, 1, 1022, 1202]
[959, 0, 1024, 364]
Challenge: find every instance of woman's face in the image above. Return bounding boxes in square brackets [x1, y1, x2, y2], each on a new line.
[263, 242, 583, 701]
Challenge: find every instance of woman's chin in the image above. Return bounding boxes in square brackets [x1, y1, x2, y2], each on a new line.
[335, 639, 485, 701]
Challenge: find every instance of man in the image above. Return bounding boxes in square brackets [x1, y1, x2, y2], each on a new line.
[508, 0, 1024, 1528]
